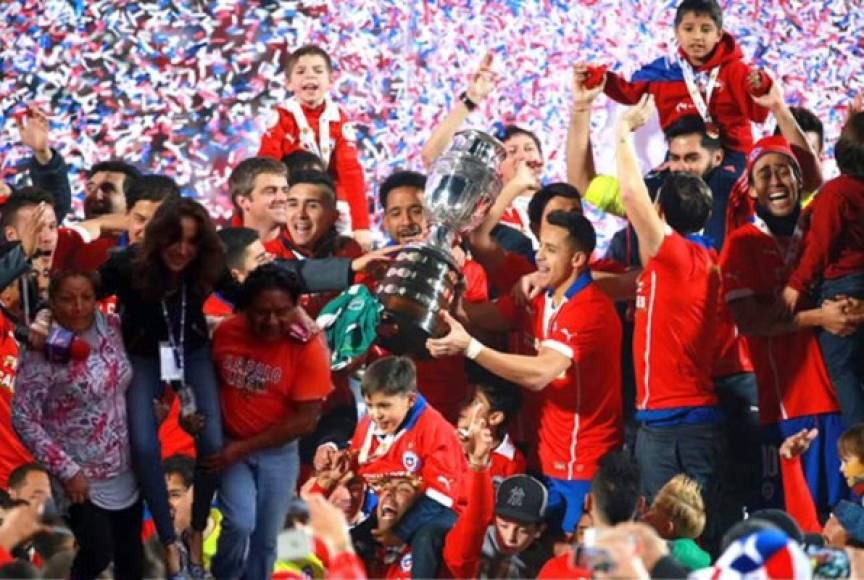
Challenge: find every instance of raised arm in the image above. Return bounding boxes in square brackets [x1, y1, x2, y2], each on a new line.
[17, 103, 72, 222]
[750, 73, 822, 191]
[615, 95, 666, 263]
[420, 52, 496, 168]
[566, 64, 605, 194]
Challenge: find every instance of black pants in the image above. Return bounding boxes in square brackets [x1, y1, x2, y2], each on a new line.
[67, 499, 144, 580]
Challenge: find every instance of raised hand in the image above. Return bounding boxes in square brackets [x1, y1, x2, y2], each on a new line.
[779, 428, 818, 459]
[16, 103, 52, 164]
[618, 94, 656, 134]
[466, 51, 497, 104]
[572, 63, 605, 109]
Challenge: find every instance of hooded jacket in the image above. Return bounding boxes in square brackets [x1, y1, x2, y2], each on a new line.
[604, 32, 769, 153]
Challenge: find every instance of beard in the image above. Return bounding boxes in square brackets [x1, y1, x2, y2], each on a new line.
[83, 195, 114, 218]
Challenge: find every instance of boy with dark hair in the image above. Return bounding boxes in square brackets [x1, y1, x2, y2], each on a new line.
[6, 463, 50, 508]
[282, 149, 326, 177]
[600, 0, 769, 158]
[163, 454, 222, 572]
[345, 356, 466, 576]
[429, 211, 623, 537]
[457, 374, 526, 486]
[782, 107, 864, 428]
[258, 44, 371, 249]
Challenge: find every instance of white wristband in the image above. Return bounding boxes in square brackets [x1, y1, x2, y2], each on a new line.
[465, 338, 484, 360]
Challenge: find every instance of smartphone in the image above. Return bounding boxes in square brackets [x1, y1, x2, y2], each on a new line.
[276, 527, 314, 562]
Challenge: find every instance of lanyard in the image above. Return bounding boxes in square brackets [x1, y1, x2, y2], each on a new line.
[161, 284, 186, 371]
[285, 97, 339, 165]
[678, 54, 721, 134]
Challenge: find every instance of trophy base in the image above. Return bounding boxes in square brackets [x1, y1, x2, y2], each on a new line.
[376, 245, 462, 358]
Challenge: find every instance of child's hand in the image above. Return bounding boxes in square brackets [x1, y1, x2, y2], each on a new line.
[779, 428, 818, 459]
[466, 51, 497, 104]
[748, 70, 784, 110]
[572, 63, 605, 109]
[618, 94, 656, 133]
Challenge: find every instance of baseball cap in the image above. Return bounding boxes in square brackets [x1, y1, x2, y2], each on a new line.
[495, 475, 548, 525]
[747, 135, 801, 180]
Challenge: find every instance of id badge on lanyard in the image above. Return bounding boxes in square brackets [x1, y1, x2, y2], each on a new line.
[160, 285, 186, 383]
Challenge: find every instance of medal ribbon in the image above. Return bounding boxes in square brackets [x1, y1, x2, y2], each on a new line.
[285, 96, 340, 165]
[678, 53, 721, 131]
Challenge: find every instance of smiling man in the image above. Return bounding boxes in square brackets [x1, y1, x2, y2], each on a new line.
[428, 210, 623, 537]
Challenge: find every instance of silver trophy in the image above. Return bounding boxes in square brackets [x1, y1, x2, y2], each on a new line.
[377, 130, 505, 355]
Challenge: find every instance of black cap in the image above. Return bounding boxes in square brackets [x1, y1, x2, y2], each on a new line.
[495, 475, 548, 525]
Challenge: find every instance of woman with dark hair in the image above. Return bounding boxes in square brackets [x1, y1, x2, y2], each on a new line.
[98, 196, 225, 576]
[13, 271, 144, 580]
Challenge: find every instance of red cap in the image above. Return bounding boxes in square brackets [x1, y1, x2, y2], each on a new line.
[747, 135, 800, 180]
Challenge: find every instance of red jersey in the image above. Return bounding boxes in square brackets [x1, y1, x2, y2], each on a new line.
[497, 274, 623, 480]
[788, 175, 864, 291]
[0, 316, 33, 487]
[603, 33, 769, 153]
[368, 467, 494, 579]
[490, 434, 527, 487]
[538, 552, 591, 579]
[159, 397, 196, 459]
[351, 395, 466, 509]
[203, 293, 234, 318]
[52, 227, 118, 272]
[258, 101, 369, 230]
[634, 232, 720, 411]
[720, 221, 839, 424]
[213, 314, 333, 440]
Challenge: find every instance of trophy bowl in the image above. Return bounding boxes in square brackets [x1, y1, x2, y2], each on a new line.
[376, 130, 505, 356]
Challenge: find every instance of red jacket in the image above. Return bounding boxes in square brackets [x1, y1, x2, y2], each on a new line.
[604, 32, 769, 153]
[258, 102, 370, 230]
[788, 175, 864, 292]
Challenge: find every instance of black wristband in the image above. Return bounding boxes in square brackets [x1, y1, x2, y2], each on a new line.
[459, 91, 478, 112]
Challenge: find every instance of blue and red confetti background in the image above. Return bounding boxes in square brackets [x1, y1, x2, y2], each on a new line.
[1, 0, 862, 229]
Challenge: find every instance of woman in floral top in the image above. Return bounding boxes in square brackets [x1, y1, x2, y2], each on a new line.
[13, 271, 143, 580]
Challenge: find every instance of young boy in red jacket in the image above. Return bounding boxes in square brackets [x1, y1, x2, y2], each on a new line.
[601, 0, 769, 164]
[348, 356, 467, 577]
[783, 108, 864, 427]
[258, 45, 371, 249]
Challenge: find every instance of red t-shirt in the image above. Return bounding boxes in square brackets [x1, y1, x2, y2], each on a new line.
[0, 316, 33, 487]
[720, 221, 839, 424]
[158, 395, 196, 459]
[497, 279, 623, 480]
[351, 398, 466, 509]
[633, 232, 720, 411]
[538, 552, 591, 579]
[213, 314, 333, 440]
[203, 293, 234, 317]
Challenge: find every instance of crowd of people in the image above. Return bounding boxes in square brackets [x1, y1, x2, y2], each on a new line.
[1, 0, 863, 578]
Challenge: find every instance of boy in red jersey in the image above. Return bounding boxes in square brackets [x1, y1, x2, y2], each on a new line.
[601, 0, 769, 163]
[721, 134, 863, 514]
[616, 96, 725, 533]
[346, 356, 466, 577]
[258, 45, 371, 249]
[456, 376, 526, 487]
[428, 210, 623, 537]
[783, 107, 864, 428]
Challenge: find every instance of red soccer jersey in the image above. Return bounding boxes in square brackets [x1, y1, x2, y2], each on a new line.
[633, 232, 720, 411]
[0, 316, 33, 487]
[258, 101, 369, 230]
[159, 397, 196, 459]
[351, 396, 466, 509]
[720, 221, 839, 424]
[213, 314, 333, 440]
[496, 276, 623, 480]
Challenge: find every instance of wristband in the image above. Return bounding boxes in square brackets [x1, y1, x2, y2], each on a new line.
[465, 337, 484, 360]
[459, 91, 478, 112]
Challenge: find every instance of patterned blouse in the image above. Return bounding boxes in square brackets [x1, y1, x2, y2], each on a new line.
[12, 312, 134, 482]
